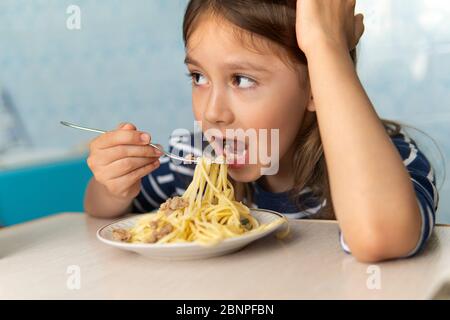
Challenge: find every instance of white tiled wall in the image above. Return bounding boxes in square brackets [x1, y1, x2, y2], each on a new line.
[0, 0, 193, 151]
[357, 1, 450, 223]
[0, 0, 448, 222]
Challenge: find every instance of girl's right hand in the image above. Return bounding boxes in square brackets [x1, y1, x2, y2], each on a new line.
[87, 123, 163, 200]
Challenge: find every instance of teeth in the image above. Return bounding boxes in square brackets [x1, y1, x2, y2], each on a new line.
[224, 147, 247, 165]
[223, 139, 246, 155]
[210, 135, 247, 164]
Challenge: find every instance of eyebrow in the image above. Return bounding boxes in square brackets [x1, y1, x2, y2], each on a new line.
[184, 55, 271, 73]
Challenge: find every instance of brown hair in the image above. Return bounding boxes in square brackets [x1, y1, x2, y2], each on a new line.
[183, 0, 404, 219]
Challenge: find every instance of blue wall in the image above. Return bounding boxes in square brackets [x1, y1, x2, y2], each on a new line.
[0, 157, 92, 226]
[0, 1, 449, 223]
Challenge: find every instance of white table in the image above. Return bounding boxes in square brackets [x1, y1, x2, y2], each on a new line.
[1, 213, 449, 299]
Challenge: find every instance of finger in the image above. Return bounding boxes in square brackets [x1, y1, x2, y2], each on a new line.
[98, 145, 163, 165]
[153, 144, 165, 154]
[117, 122, 137, 131]
[353, 14, 365, 48]
[110, 160, 161, 193]
[103, 157, 159, 180]
[92, 130, 151, 150]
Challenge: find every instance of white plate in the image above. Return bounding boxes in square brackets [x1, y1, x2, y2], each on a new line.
[97, 209, 285, 260]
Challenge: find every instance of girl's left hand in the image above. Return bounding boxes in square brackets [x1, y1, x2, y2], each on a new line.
[296, 0, 365, 57]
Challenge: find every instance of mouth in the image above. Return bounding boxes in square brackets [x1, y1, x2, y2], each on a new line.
[209, 136, 249, 169]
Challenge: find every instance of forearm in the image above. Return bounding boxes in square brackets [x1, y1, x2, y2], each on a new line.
[307, 43, 421, 260]
[84, 178, 134, 219]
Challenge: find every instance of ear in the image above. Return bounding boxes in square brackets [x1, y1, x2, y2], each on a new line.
[306, 93, 316, 112]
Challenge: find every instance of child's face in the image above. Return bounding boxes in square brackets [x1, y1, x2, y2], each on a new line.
[185, 16, 314, 183]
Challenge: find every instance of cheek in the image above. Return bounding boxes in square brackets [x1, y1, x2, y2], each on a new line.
[238, 81, 307, 130]
[191, 91, 203, 121]
[249, 96, 306, 153]
[275, 110, 305, 160]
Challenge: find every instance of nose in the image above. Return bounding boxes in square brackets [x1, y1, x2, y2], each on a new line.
[204, 86, 234, 126]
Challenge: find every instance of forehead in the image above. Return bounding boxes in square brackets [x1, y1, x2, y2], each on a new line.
[185, 15, 286, 68]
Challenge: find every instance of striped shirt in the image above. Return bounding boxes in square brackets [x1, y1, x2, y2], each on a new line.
[132, 131, 438, 258]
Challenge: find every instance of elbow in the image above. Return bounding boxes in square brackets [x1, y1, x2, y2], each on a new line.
[345, 222, 419, 263]
[350, 236, 392, 263]
[342, 203, 422, 263]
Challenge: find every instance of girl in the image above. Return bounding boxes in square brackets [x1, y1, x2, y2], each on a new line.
[84, 0, 438, 262]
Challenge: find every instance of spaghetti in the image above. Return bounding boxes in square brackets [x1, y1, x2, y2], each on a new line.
[113, 157, 289, 246]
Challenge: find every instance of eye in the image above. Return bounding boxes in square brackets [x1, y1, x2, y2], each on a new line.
[188, 72, 208, 86]
[232, 75, 256, 89]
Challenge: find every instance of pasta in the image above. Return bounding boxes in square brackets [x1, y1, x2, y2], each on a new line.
[113, 157, 289, 246]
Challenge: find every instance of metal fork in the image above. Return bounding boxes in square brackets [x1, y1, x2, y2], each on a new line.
[60, 121, 223, 164]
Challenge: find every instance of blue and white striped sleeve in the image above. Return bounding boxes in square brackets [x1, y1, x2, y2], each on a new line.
[340, 132, 439, 258]
[131, 133, 198, 213]
[131, 156, 177, 213]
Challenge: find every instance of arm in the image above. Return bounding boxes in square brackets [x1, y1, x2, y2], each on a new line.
[296, 0, 422, 262]
[84, 178, 133, 219]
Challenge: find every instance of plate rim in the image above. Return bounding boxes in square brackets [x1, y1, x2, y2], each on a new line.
[96, 208, 284, 249]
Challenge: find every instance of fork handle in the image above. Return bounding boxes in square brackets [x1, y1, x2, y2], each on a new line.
[60, 121, 164, 152]
[60, 121, 106, 134]
[59, 121, 210, 164]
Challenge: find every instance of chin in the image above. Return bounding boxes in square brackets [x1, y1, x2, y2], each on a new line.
[227, 164, 262, 183]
